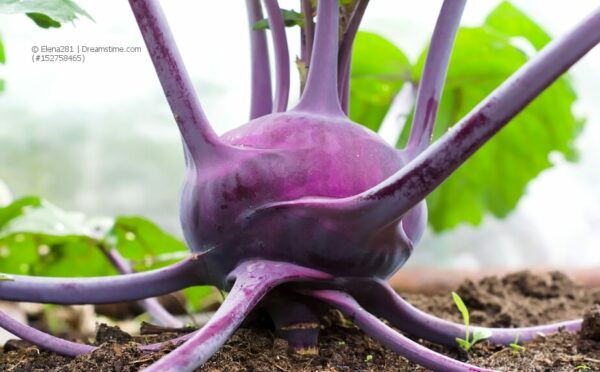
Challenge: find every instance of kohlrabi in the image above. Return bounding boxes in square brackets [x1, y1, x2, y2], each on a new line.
[1, 1, 599, 371]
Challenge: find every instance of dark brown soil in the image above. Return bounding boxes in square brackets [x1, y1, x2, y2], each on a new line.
[1, 271, 600, 371]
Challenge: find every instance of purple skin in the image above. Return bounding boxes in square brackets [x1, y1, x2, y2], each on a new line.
[0, 0, 598, 371]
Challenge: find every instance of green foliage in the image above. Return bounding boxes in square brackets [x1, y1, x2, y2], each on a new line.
[349, 1, 582, 232]
[0, 0, 92, 27]
[253, 9, 304, 30]
[349, 31, 410, 132]
[107, 216, 188, 271]
[0, 197, 214, 311]
[0, 33, 4, 92]
[26, 12, 61, 28]
[452, 291, 491, 351]
[416, 2, 581, 231]
[0, 34, 4, 63]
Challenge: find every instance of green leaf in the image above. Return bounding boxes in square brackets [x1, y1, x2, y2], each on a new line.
[0, 34, 5, 92]
[107, 216, 188, 270]
[183, 286, 220, 313]
[253, 9, 304, 30]
[0, 0, 93, 27]
[485, 1, 551, 50]
[472, 329, 492, 343]
[26, 12, 61, 28]
[0, 199, 96, 239]
[409, 3, 581, 232]
[0, 34, 5, 63]
[455, 337, 471, 351]
[349, 31, 411, 132]
[0, 199, 110, 276]
[0, 196, 42, 228]
[451, 291, 470, 328]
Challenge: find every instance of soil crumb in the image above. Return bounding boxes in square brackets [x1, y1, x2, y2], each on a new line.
[1, 271, 599, 371]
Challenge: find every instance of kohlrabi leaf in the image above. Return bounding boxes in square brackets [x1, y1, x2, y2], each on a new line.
[484, 1, 551, 50]
[183, 286, 221, 313]
[107, 216, 189, 271]
[407, 3, 581, 232]
[0, 34, 4, 92]
[0, 199, 111, 276]
[253, 9, 304, 30]
[0, 199, 97, 239]
[26, 12, 61, 28]
[349, 31, 410, 132]
[0, 196, 42, 228]
[0, 0, 92, 27]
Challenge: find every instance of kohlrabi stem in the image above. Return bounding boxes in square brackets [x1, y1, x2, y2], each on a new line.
[101, 246, 182, 328]
[405, 0, 465, 158]
[300, 0, 315, 68]
[338, 0, 369, 114]
[294, 0, 345, 117]
[129, 0, 223, 160]
[263, 0, 290, 112]
[351, 279, 582, 347]
[309, 290, 492, 372]
[0, 308, 197, 356]
[0, 309, 95, 356]
[0, 255, 205, 304]
[246, 0, 273, 119]
[143, 260, 331, 372]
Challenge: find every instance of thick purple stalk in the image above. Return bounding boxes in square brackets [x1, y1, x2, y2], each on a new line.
[405, 0, 465, 158]
[287, 7, 600, 230]
[338, 0, 369, 114]
[263, 0, 290, 112]
[144, 260, 332, 372]
[102, 247, 182, 328]
[0, 255, 204, 304]
[246, 0, 273, 119]
[0, 309, 95, 356]
[300, 0, 314, 68]
[129, 0, 224, 160]
[309, 290, 491, 372]
[294, 0, 344, 117]
[0, 309, 196, 356]
[351, 279, 582, 347]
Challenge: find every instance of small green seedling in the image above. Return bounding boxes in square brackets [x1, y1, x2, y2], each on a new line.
[509, 335, 525, 353]
[365, 354, 373, 363]
[452, 291, 492, 352]
[574, 365, 591, 371]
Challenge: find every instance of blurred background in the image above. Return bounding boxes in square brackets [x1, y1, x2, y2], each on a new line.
[0, 0, 599, 277]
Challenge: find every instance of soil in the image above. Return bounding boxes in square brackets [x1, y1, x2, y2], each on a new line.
[1, 270, 600, 371]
